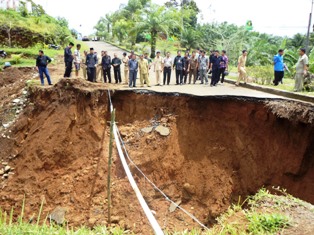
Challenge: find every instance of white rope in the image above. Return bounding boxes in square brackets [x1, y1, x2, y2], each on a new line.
[107, 90, 209, 231]
[108, 90, 164, 235]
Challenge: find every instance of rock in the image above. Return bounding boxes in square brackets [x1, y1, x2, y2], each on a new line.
[111, 216, 120, 224]
[155, 125, 170, 136]
[2, 162, 8, 166]
[141, 126, 154, 134]
[0, 169, 4, 175]
[183, 183, 196, 195]
[2, 174, 9, 179]
[49, 207, 67, 225]
[13, 98, 21, 104]
[4, 166, 11, 173]
[146, 135, 156, 144]
[169, 200, 182, 213]
[22, 90, 28, 95]
[2, 123, 9, 129]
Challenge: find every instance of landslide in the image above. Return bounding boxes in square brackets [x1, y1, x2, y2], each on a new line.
[0, 79, 313, 234]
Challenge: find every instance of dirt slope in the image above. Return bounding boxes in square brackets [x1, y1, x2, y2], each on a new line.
[0, 79, 313, 234]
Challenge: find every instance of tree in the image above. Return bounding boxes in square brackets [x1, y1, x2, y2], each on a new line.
[133, 4, 181, 57]
[180, 27, 203, 50]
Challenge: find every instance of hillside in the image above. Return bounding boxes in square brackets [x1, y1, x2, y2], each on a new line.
[0, 8, 72, 47]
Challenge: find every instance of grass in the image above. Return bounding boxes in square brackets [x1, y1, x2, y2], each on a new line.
[227, 66, 314, 97]
[1, 188, 304, 235]
[0, 39, 87, 67]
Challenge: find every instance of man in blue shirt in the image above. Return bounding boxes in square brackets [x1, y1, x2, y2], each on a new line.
[273, 49, 285, 86]
[128, 54, 138, 88]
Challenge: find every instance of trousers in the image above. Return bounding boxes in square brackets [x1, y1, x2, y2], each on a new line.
[163, 67, 171, 85]
[175, 69, 184, 84]
[38, 66, 52, 85]
[129, 70, 137, 87]
[87, 67, 96, 82]
[114, 69, 122, 83]
[64, 61, 72, 78]
[103, 68, 111, 83]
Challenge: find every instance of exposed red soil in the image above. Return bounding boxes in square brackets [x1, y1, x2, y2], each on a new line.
[0, 79, 313, 234]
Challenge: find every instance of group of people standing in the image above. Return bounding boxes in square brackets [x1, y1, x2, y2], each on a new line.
[35, 42, 309, 93]
[62, 43, 231, 88]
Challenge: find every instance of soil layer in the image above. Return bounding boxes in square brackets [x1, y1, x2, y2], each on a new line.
[0, 79, 313, 234]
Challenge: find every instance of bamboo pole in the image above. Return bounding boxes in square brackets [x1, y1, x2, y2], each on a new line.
[107, 109, 115, 225]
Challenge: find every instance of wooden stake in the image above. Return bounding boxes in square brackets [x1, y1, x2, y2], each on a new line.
[107, 109, 115, 225]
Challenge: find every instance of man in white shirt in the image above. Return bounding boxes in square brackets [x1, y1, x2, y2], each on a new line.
[163, 52, 172, 85]
[74, 44, 81, 77]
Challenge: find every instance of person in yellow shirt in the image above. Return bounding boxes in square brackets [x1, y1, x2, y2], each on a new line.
[138, 54, 150, 87]
[154, 51, 164, 86]
[236, 50, 248, 86]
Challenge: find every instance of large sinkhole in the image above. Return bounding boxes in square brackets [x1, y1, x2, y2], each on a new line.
[0, 79, 313, 233]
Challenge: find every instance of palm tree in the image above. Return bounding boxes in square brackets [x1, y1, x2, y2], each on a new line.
[133, 4, 181, 58]
[180, 27, 203, 50]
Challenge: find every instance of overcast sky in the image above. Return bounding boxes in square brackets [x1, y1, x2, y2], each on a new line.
[33, 0, 313, 37]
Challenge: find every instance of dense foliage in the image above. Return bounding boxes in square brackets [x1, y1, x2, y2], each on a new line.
[0, 1, 74, 48]
[94, 0, 314, 71]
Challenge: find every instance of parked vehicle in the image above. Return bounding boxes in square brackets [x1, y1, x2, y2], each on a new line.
[48, 44, 60, 50]
[82, 36, 90, 41]
[0, 50, 7, 59]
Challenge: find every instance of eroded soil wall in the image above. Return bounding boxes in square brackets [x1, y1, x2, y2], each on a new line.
[0, 80, 313, 233]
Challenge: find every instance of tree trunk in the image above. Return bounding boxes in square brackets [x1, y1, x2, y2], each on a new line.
[150, 30, 157, 58]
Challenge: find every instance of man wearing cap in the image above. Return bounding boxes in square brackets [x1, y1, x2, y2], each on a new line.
[154, 51, 164, 86]
[128, 54, 138, 88]
[85, 48, 98, 82]
[102, 51, 112, 83]
[122, 52, 129, 84]
[139, 54, 150, 87]
[64, 42, 74, 78]
[36, 50, 52, 85]
[163, 52, 172, 85]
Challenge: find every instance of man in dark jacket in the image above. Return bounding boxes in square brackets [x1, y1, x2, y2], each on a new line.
[112, 53, 122, 83]
[210, 50, 222, 86]
[102, 51, 112, 83]
[173, 50, 185, 85]
[36, 50, 52, 86]
[64, 42, 74, 78]
[85, 48, 98, 82]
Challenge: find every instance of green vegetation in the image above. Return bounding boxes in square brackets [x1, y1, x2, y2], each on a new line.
[94, 0, 314, 92]
[0, 1, 76, 48]
[1, 188, 312, 235]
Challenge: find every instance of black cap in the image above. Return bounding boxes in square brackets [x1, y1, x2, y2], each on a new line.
[90, 48, 94, 50]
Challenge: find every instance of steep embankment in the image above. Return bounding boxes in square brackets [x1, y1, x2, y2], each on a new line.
[0, 79, 313, 234]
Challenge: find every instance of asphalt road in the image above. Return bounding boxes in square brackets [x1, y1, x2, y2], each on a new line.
[86, 41, 282, 99]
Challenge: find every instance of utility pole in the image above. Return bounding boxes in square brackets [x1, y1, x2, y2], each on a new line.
[305, 0, 314, 54]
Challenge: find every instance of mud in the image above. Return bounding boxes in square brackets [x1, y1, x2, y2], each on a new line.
[0, 79, 313, 234]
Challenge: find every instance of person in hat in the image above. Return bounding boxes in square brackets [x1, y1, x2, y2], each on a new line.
[154, 51, 164, 86]
[85, 48, 98, 82]
[36, 50, 52, 85]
